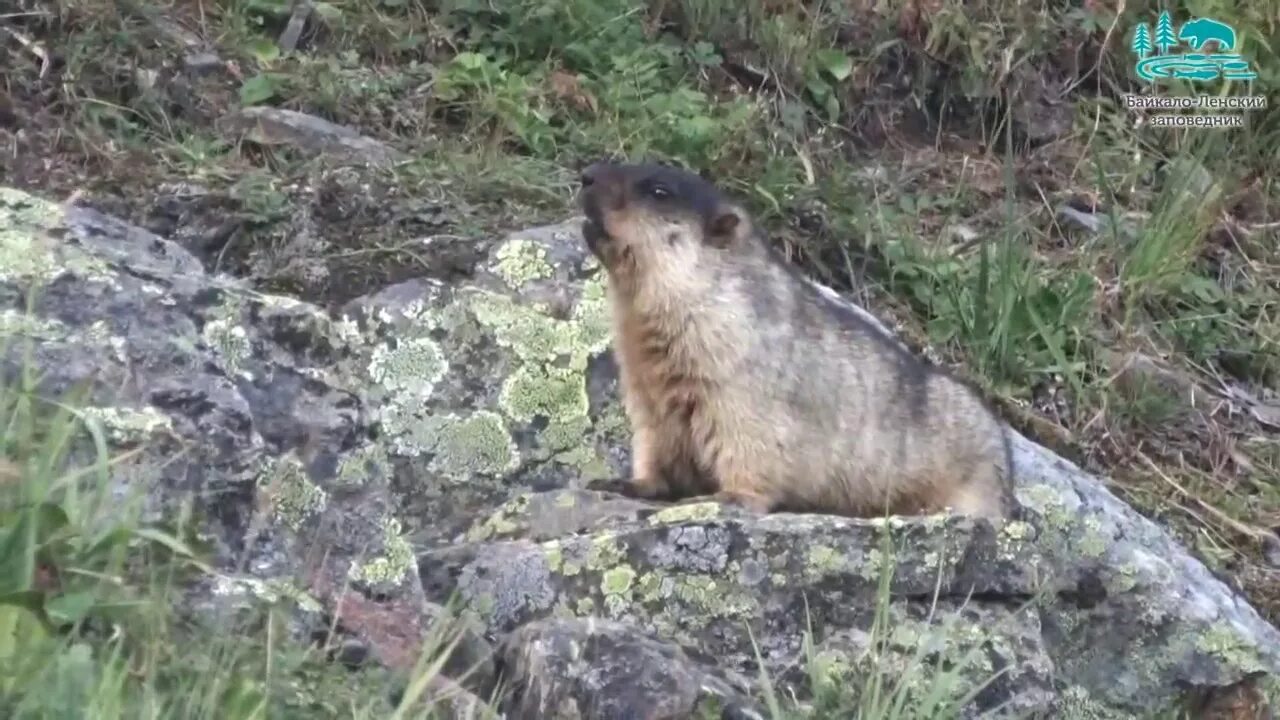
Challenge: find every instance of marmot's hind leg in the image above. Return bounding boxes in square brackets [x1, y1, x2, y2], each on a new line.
[938, 466, 1010, 520]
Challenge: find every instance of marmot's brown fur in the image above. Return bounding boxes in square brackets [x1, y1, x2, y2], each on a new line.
[579, 161, 1015, 520]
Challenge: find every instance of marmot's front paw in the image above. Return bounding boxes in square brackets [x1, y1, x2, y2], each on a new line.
[586, 476, 674, 501]
[585, 477, 634, 496]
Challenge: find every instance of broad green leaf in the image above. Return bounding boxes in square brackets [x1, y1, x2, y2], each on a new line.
[824, 94, 840, 121]
[452, 52, 489, 71]
[0, 593, 49, 662]
[0, 514, 35, 594]
[82, 527, 133, 562]
[245, 38, 280, 65]
[33, 502, 70, 545]
[239, 75, 279, 106]
[814, 49, 853, 82]
[0, 590, 45, 614]
[46, 591, 96, 627]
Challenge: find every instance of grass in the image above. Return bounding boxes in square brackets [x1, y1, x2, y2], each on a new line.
[2, 0, 1279, 715]
[753, 526, 1031, 720]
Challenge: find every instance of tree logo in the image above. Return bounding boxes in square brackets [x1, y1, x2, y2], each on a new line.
[1130, 12, 1257, 83]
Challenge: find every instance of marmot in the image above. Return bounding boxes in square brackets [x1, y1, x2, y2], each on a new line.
[578, 161, 1015, 520]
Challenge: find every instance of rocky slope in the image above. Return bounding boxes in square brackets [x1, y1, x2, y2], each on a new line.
[2, 184, 1279, 718]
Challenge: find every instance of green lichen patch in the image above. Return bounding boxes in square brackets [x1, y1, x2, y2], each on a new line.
[997, 520, 1039, 563]
[856, 548, 888, 581]
[601, 565, 636, 596]
[585, 532, 626, 570]
[0, 188, 111, 284]
[333, 442, 390, 489]
[1077, 516, 1109, 558]
[331, 314, 365, 348]
[461, 275, 616, 473]
[467, 493, 533, 541]
[1103, 564, 1139, 595]
[211, 575, 323, 614]
[348, 517, 416, 587]
[633, 567, 760, 628]
[549, 531, 627, 579]
[1053, 685, 1138, 719]
[413, 411, 520, 480]
[805, 544, 844, 579]
[1194, 621, 1267, 674]
[0, 187, 60, 232]
[492, 237, 555, 288]
[500, 364, 589, 425]
[647, 502, 721, 526]
[259, 455, 329, 531]
[368, 335, 447, 400]
[201, 296, 253, 380]
[670, 575, 759, 625]
[78, 405, 173, 444]
[570, 274, 612, 354]
[467, 290, 579, 365]
[543, 541, 564, 572]
[1001, 520, 1035, 542]
[0, 309, 69, 341]
[1018, 483, 1072, 530]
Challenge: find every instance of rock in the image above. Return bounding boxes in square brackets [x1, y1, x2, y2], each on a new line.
[422, 483, 1280, 716]
[184, 51, 225, 77]
[321, 590, 497, 698]
[3, 184, 1280, 717]
[499, 617, 762, 720]
[1057, 205, 1106, 234]
[218, 107, 405, 168]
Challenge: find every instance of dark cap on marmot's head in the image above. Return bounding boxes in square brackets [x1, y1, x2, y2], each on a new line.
[577, 161, 752, 269]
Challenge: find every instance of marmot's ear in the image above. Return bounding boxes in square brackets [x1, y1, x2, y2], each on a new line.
[707, 206, 747, 249]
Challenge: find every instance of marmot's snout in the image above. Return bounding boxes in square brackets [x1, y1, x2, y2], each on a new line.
[578, 161, 622, 255]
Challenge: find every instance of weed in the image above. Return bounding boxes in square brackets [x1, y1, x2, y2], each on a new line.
[752, 523, 1027, 719]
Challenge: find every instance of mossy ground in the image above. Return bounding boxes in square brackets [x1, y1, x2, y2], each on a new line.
[2, 0, 1278, 716]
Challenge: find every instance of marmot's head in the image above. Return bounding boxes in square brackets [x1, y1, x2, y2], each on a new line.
[577, 161, 754, 280]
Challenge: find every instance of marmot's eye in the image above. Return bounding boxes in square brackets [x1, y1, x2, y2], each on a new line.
[648, 183, 671, 200]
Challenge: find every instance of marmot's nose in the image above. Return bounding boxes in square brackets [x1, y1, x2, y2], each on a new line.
[580, 162, 608, 187]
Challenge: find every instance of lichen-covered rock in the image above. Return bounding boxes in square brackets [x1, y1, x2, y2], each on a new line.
[424, 476, 1280, 716]
[795, 601, 1056, 718]
[498, 617, 763, 720]
[0, 185, 627, 703]
[3, 184, 1279, 719]
[423, 495, 1061, 716]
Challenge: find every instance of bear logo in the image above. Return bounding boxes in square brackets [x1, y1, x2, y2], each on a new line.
[1178, 18, 1236, 52]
